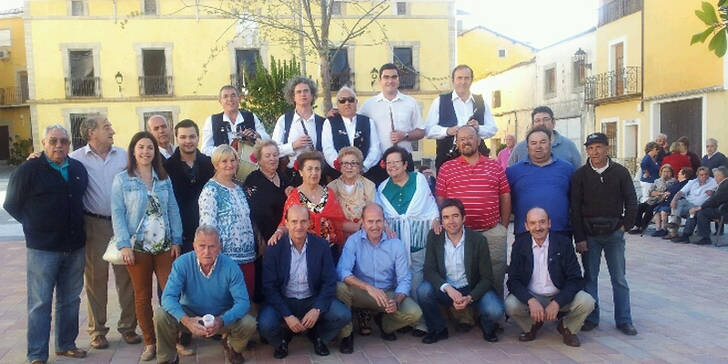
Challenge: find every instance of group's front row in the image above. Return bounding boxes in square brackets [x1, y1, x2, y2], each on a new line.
[153, 201, 594, 364]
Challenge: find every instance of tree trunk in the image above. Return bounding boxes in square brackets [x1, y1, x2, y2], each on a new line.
[319, 50, 333, 113]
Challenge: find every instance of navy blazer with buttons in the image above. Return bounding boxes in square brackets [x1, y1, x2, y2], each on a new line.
[262, 233, 337, 317]
[506, 232, 584, 307]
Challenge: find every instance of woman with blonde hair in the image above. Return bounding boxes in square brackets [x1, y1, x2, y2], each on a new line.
[327, 146, 376, 238]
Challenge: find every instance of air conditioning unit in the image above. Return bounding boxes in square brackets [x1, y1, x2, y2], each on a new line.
[0, 49, 9, 60]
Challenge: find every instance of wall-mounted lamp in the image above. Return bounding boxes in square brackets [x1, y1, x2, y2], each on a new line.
[573, 48, 592, 70]
[115, 71, 124, 96]
[370, 67, 379, 88]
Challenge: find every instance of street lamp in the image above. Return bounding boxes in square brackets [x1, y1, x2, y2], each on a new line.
[572, 48, 591, 70]
[115, 71, 124, 96]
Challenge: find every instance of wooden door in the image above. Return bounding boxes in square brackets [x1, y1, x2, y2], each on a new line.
[659, 98, 702, 154]
[614, 42, 624, 96]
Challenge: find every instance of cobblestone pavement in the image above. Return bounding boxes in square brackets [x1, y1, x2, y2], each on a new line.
[1, 230, 727, 363]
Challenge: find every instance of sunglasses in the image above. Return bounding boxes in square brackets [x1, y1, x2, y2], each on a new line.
[337, 97, 356, 104]
[47, 137, 71, 146]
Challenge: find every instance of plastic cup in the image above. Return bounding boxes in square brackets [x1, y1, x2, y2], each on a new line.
[202, 314, 215, 328]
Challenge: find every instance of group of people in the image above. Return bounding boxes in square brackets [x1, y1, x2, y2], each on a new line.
[631, 134, 728, 245]
[8, 61, 714, 364]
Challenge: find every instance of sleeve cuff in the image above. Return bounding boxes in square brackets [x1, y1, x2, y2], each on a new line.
[439, 283, 450, 293]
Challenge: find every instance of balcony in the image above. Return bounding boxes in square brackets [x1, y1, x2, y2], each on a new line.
[0, 87, 28, 106]
[330, 71, 354, 91]
[584, 66, 642, 105]
[598, 0, 642, 26]
[65, 77, 101, 98]
[139, 75, 173, 96]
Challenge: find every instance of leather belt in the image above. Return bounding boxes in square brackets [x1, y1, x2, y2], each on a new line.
[84, 210, 111, 221]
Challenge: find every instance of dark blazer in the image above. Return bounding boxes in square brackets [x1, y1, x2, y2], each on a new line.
[702, 179, 728, 209]
[423, 228, 494, 301]
[163, 149, 214, 244]
[506, 232, 584, 307]
[262, 233, 337, 317]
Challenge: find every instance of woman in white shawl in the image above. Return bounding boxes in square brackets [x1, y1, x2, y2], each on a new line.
[377, 146, 441, 336]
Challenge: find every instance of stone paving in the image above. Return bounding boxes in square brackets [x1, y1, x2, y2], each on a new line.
[1, 231, 728, 364]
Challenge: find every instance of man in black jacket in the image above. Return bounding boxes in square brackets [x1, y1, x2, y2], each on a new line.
[505, 208, 594, 347]
[4, 124, 89, 363]
[570, 132, 638, 336]
[684, 166, 728, 245]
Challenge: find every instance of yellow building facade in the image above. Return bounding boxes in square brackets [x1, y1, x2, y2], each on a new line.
[25, 0, 456, 165]
[0, 9, 30, 162]
[457, 26, 536, 80]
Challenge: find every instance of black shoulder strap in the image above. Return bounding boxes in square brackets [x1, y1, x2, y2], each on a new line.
[283, 111, 295, 143]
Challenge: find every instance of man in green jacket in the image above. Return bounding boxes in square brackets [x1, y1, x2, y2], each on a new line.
[416, 198, 504, 344]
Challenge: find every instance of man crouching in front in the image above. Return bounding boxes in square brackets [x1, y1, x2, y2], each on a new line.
[153, 225, 257, 364]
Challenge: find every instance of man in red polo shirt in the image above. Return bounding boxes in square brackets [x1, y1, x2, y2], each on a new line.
[436, 125, 511, 299]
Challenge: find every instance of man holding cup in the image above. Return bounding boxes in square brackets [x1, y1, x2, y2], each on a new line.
[153, 225, 257, 364]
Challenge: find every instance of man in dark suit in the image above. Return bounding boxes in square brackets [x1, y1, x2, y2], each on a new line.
[505, 207, 595, 347]
[684, 166, 728, 245]
[259, 205, 351, 359]
[416, 198, 504, 344]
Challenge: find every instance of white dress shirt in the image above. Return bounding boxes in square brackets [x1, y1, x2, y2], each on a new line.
[321, 115, 381, 172]
[424, 92, 497, 139]
[527, 235, 559, 297]
[441, 231, 468, 292]
[359, 91, 425, 153]
[271, 112, 319, 168]
[680, 177, 718, 206]
[201, 111, 270, 156]
[69, 145, 127, 217]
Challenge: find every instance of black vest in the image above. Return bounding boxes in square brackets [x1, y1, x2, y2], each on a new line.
[211, 110, 255, 146]
[329, 114, 371, 160]
[435, 92, 485, 169]
[283, 111, 325, 152]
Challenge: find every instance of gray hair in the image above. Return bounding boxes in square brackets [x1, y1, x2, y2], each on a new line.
[713, 166, 728, 179]
[146, 114, 168, 127]
[656, 133, 667, 141]
[218, 84, 239, 98]
[706, 138, 718, 147]
[284, 76, 318, 106]
[336, 86, 357, 99]
[78, 114, 104, 142]
[44, 124, 70, 139]
[697, 166, 711, 174]
[194, 224, 220, 241]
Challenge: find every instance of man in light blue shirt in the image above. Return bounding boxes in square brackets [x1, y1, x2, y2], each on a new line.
[154, 225, 256, 364]
[336, 203, 422, 345]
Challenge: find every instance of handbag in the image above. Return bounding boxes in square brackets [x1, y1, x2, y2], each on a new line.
[103, 217, 145, 265]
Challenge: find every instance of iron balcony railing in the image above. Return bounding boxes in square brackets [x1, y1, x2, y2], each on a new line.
[584, 66, 642, 104]
[139, 75, 173, 96]
[330, 71, 354, 91]
[598, 0, 643, 26]
[0, 86, 28, 105]
[399, 68, 419, 90]
[65, 77, 101, 98]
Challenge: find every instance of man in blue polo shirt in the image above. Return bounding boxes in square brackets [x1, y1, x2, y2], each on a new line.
[506, 126, 575, 240]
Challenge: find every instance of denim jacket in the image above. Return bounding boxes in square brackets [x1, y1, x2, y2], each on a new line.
[111, 170, 182, 249]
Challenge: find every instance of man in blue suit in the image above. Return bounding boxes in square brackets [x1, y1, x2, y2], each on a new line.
[505, 207, 594, 347]
[259, 205, 351, 359]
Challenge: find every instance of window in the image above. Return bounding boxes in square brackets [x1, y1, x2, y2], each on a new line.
[412, 140, 419, 152]
[602, 121, 618, 158]
[544, 67, 556, 97]
[70, 113, 96, 150]
[329, 48, 351, 90]
[143, 0, 157, 15]
[234, 49, 260, 89]
[492, 90, 501, 108]
[573, 60, 586, 88]
[331, 1, 342, 15]
[393, 47, 416, 89]
[396, 2, 407, 15]
[143, 111, 174, 130]
[67, 50, 98, 97]
[141, 49, 170, 95]
[498, 49, 506, 58]
[0, 29, 10, 47]
[70, 0, 85, 16]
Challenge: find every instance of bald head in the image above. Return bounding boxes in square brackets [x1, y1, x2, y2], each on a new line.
[525, 207, 551, 244]
[286, 204, 310, 244]
[361, 203, 385, 244]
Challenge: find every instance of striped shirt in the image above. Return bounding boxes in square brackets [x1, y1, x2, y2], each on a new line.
[436, 155, 510, 229]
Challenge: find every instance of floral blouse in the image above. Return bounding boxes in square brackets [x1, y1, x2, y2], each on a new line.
[199, 179, 256, 264]
[137, 191, 171, 254]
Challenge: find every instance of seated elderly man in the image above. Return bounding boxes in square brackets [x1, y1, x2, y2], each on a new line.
[336, 203, 422, 350]
[505, 207, 595, 347]
[259, 205, 351, 359]
[669, 166, 717, 241]
[679, 166, 728, 245]
[416, 198, 504, 344]
[153, 225, 257, 364]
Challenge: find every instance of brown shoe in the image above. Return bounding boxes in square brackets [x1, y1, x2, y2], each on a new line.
[90, 335, 109, 349]
[122, 331, 142, 344]
[55, 347, 87, 358]
[557, 320, 581, 347]
[518, 321, 543, 342]
[222, 336, 245, 364]
[30, 360, 46, 364]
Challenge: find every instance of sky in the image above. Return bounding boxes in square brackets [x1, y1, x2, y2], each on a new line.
[0, 0, 598, 48]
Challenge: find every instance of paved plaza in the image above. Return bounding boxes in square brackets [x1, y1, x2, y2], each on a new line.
[1, 231, 727, 364]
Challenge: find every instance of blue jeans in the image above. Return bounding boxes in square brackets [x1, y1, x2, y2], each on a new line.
[258, 297, 351, 347]
[416, 281, 504, 333]
[27, 247, 85, 362]
[582, 229, 632, 326]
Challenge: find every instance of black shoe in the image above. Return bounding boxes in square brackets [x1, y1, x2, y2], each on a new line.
[396, 326, 413, 334]
[617, 323, 638, 336]
[693, 237, 712, 245]
[339, 334, 354, 354]
[273, 342, 288, 359]
[455, 323, 473, 333]
[373, 313, 397, 341]
[482, 329, 498, 342]
[627, 228, 642, 235]
[412, 329, 427, 337]
[313, 338, 330, 356]
[422, 328, 449, 344]
[581, 321, 598, 331]
[672, 235, 690, 243]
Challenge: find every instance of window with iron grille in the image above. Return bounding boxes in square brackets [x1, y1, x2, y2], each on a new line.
[573, 60, 586, 88]
[68, 50, 97, 97]
[141, 49, 168, 95]
[544, 67, 556, 96]
[602, 121, 618, 158]
[393, 47, 416, 89]
[143, 0, 157, 15]
[70, 113, 95, 150]
[396, 2, 407, 15]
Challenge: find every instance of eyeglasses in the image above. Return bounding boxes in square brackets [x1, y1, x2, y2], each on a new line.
[381, 75, 399, 80]
[533, 116, 553, 123]
[341, 161, 360, 168]
[337, 97, 357, 104]
[385, 160, 403, 166]
[47, 137, 71, 146]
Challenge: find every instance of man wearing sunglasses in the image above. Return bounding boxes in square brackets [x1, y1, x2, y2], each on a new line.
[321, 87, 382, 180]
[5, 125, 89, 364]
